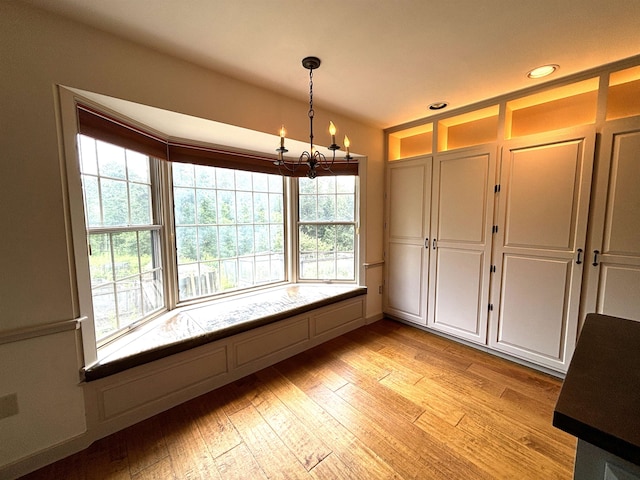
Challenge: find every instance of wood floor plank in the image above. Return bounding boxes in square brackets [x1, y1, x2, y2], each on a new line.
[228, 403, 311, 479]
[124, 416, 169, 476]
[159, 403, 221, 479]
[187, 391, 243, 459]
[22, 319, 575, 480]
[335, 381, 493, 480]
[130, 456, 175, 480]
[249, 379, 332, 471]
[213, 443, 267, 480]
[268, 362, 404, 480]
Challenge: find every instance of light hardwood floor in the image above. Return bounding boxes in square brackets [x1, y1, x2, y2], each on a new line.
[22, 319, 576, 479]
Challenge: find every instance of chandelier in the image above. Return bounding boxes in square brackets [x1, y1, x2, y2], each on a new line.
[275, 56, 353, 179]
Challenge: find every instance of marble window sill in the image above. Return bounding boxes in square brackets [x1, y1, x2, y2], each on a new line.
[84, 283, 366, 381]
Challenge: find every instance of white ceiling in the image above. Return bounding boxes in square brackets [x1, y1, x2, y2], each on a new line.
[22, 0, 640, 129]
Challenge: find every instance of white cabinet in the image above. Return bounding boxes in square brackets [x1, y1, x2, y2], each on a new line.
[489, 127, 596, 371]
[427, 147, 497, 344]
[581, 117, 640, 323]
[384, 156, 432, 325]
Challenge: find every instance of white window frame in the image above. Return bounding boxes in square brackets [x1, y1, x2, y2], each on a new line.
[58, 87, 364, 369]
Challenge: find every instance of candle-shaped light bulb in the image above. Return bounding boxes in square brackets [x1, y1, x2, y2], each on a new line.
[344, 135, 350, 154]
[279, 125, 286, 148]
[329, 121, 337, 144]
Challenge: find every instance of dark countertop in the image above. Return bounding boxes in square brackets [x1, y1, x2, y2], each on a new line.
[553, 313, 640, 465]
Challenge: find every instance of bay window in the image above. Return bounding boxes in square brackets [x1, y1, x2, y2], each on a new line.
[72, 103, 359, 354]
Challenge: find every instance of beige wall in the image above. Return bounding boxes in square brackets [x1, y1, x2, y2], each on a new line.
[0, 1, 384, 473]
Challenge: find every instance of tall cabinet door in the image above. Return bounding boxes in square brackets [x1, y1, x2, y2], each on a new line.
[384, 156, 432, 325]
[582, 118, 640, 322]
[427, 147, 497, 343]
[489, 127, 596, 372]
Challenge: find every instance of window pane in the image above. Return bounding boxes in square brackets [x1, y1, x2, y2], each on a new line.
[297, 175, 356, 281]
[82, 175, 101, 227]
[174, 187, 196, 225]
[78, 135, 165, 344]
[299, 195, 317, 222]
[79, 135, 98, 175]
[196, 190, 217, 224]
[299, 177, 316, 194]
[116, 277, 142, 327]
[142, 271, 163, 314]
[253, 193, 268, 223]
[130, 183, 152, 225]
[126, 150, 150, 183]
[101, 178, 128, 226]
[254, 225, 269, 253]
[173, 165, 285, 302]
[269, 194, 283, 223]
[252, 172, 269, 192]
[236, 170, 253, 190]
[317, 176, 335, 194]
[97, 141, 126, 179]
[195, 165, 215, 188]
[198, 226, 218, 260]
[112, 231, 140, 279]
[336, 176, 355, 194]
[236, 192, 253, 223]
[176, 226, 198, 263]
[218, 226, 237, 258]
[238, 225, 254, 256]
[336, 194, 355, 221]
[270, 224, 284, 253]
[89, 233, 112, 284]
[268, 175, 283, 193]
[173, 163, 195, 187]
[217, 190, 236, 223]
[317, 195, 336, 221]
[92, 283, 117, 340]
[216, 169, 235, 189]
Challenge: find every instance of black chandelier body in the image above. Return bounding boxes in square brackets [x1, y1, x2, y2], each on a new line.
[275, 57, 352, 179]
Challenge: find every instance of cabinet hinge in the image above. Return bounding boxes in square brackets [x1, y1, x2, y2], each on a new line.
[492, 225, 499, 234]
[494, 184, 501, 193]
[488, 303, 494, 311]
[490, 265, 496, 273]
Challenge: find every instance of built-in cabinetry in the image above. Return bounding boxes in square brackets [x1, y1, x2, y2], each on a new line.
[384, 156, 431, 325]
[384, 59, 640, 373]
[581, 118, 640, 322]
[427, 146, 496, 344]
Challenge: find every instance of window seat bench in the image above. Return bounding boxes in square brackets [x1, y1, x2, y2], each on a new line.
[84, 284, 367, 381]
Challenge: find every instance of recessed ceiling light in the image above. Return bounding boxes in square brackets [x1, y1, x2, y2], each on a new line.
[527, 64, 559, 79]
[428, 102, 448, 111]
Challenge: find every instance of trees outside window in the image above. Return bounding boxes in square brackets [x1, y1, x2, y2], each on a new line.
[77, 134, 357, 346]
[298, 176, 357, 281]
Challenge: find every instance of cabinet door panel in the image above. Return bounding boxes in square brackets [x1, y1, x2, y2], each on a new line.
[498, 255, 570, 358]
[388, 162, 429, 240]
[605, 131, 640, 255]
[437, 156, 488, 243]
[598, 264, 640, 320]
[583, 120, 640, 323]
[504, 142, 580, 250]
[428, 148, 496, 343]
[432, 248, 484, 335]
[491, 128, 595, 372]
[384, 156, 432, 325]
[387, 242, 426, 318]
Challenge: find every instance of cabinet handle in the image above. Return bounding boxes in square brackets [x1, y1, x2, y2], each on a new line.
[433, 238, 437, 250]
[576, 248, 583, 264]
[593, 249, 600, 267]
[424, 238, 429, 249]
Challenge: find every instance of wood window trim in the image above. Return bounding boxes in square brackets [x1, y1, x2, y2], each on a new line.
[77, 104, 358, 177]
